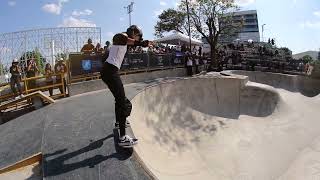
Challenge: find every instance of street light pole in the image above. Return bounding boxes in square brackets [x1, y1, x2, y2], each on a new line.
[185, 0, 192, 52]
[124, 2, 134, 26]
[262, 24, 266, 42]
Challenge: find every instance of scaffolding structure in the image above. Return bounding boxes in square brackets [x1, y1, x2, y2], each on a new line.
[0, 27, 101, 81]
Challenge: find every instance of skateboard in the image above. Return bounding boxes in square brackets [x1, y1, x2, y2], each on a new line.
[220, 72, 231, 76]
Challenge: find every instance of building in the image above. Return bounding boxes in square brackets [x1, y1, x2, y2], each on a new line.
[219, 10, 260, 43]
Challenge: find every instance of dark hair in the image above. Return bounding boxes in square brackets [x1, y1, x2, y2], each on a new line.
[45, 63, 51, 70]
[126, 25, 143, 39]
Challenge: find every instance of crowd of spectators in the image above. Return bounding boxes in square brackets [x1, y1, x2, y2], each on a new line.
[8, 57, 68, 99]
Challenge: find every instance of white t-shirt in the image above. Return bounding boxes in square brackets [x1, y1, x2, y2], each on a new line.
[187, 59, 193, 66]
[195, 59, 199, 65]
[106, 45, 128, 69]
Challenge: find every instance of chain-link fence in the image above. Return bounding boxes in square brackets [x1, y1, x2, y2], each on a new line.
[0, 27, 101, 83]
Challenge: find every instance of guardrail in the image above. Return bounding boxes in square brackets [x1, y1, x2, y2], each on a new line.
[0, 73, 67, 102]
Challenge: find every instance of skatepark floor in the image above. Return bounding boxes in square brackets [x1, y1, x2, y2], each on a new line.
[1, 71, 320, 180]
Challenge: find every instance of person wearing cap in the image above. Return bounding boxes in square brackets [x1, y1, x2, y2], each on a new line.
[26, 59, 39, 90]
[44, 63, 54, 96]
[9, 59, 23, 99]
[100, 25, 152, 148]
[54, 58, 67, 94]
[81, 38, 95, 54]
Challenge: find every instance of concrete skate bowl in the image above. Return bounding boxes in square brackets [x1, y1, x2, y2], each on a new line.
[129, 76, 310, 180]
[229, 70, 320, 97]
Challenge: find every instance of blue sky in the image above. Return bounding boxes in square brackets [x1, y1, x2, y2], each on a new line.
[0, 0, 319, 54]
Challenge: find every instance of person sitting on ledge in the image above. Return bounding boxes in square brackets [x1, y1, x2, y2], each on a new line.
[81, 38, 95, 54]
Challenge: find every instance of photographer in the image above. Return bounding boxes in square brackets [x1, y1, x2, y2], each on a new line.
[9, 59, 23, 99]
[26, 59, 39, 90]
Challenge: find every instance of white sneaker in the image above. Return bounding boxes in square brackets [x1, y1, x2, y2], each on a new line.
[20, 94, 24, 98]
[118, 135, 138, 148]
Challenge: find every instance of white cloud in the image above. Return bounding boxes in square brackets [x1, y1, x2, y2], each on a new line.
[8, 1, 16, 6]
[106, 32, 115, 37]
[153, 9, 163, 18]
[120, 17, 125, 21]
[314, 11, 320, 18]
[72, 9, 93, 16]
[236, 0, 255, 6]
[59, 16, 96, 27]
[42, 0, 69, 15]
[160, 1, 167, 6]
[300, 21, 320, 29]
[174, 1, 180, 8]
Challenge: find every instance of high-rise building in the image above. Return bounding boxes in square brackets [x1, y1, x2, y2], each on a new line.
[219, 10, 260, 43]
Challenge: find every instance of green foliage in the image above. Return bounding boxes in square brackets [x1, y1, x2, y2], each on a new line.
[0, 63, 3, 76]
[19, 49, 46, 74]
[302, 55, 313, 63]
[155, 9, 187, 37]
[55, 53, 67, 61]
[180, 0, 240, 67]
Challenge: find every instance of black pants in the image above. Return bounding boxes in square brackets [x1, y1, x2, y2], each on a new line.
[195, 65, 199, 74]
[101, 63, 131, 137]
[187, 66, 193, 76]
[46, 81, 54, 96]
[10, 77, 22, 95]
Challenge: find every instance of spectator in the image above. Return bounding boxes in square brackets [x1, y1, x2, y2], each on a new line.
[9, 59, 23, 99]
[181, 44, 187, 53]
[307, 63, 314, 75]
[26, 59, 39, 90]
[202, 57, 207, 71]
[198, 46, 202, 57]
[186, 52, 193, 76]
[95, 43, 104, 54]
[104, 41, 110, 52]
[54, 58, 67, 94]
[192, 46, 197, 55]
[194, 55, 200, 74]
[81, 38, 95, 54]
[45, 63, 54, 96]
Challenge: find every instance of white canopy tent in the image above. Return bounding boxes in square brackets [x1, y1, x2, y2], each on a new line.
[154, 32, 203, 46]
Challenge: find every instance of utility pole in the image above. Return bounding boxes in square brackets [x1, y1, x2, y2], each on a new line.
[185, 0, 192, 51]
[261, 24, 266, 42]
[124, 2, 134, 26]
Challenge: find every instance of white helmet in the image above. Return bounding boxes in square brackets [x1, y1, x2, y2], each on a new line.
[12, 58, 19, 63]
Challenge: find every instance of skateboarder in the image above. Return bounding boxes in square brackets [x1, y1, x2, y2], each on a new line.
[100, 25, 151, 147]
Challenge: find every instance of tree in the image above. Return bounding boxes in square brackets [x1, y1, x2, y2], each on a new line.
[55, 53, 67, 61]
[0, 63, 3, 76]
[155, 9, 186, 37]
[302, 55, 313, 63]
[154, 8, 200, 38]
[19, 50, 46, 74]
[318, 50, 320, 61]
[180, 0, 241, 69]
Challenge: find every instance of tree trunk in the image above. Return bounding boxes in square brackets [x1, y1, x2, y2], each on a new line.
[210, 44, 217, 69]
